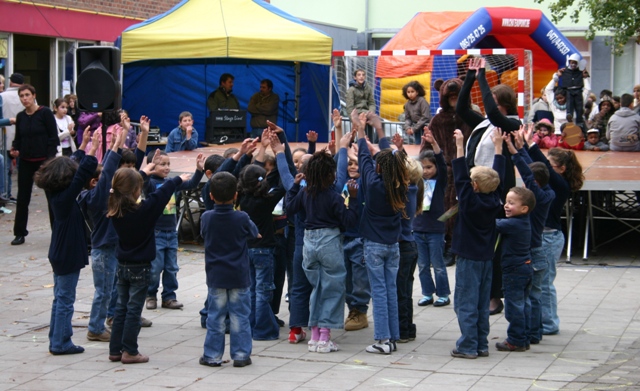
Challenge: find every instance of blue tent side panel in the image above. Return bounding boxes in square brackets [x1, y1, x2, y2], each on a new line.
[123, 59, 327, 143]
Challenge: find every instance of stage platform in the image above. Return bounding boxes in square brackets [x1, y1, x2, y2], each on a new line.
[163, 143, 640, 260]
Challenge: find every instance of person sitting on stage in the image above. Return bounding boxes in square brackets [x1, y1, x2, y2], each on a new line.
[165, 111, 198, 153]
[607, 93, 640, 152]
[207, 73, 239, 112]
[248, 79, 279, 138]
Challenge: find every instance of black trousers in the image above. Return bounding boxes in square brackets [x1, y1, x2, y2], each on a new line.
[14, 158, 49, 237]
[566, 89, 584, 125]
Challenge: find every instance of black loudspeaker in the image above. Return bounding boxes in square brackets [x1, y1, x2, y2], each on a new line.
[76, 47, 121, 112]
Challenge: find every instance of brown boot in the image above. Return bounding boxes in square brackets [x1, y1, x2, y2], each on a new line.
[121, 351, 149, 364]
[345, 309, 368, 331]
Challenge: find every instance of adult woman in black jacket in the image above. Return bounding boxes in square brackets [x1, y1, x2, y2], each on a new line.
[10, 84, 59, 245]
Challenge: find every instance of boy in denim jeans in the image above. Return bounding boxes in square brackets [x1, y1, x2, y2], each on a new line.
[495, 186, 535, 352]
[450, 128, 505, 359]
[200, 172, 259, 368]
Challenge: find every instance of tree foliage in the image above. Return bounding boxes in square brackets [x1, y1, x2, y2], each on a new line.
[536, 0, 640, 55]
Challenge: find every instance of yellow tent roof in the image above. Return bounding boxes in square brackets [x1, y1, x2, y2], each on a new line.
[121, 0, 332, 65]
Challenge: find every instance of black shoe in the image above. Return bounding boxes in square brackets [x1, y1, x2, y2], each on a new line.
[50, 345, 85, 355]
[489, 300, 504, 316]
[444, 250, 456, 267]
[275, 316, 285, 327]
[233, 358, 252, 367]
[199, 357, 222, 367]
[11, 236, 25, 245]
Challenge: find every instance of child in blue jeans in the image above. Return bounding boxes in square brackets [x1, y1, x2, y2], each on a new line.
[144, 151, 204, 310]
[35, 128, 99, 355]
[352, 111, 409, 355]
[413, 131, 451, 308]
[450, 128, 505, 359]
[200, 172, 260, 368]
[495, 186, 535, 352]
[286, 149, 358, 353]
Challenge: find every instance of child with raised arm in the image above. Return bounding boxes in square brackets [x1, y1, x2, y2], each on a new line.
[200, 172, 260, 368]
[352, 110, 409, 355]
[413, 130, 451, 309]
[81, 120, 127, 343]
[285, 150, 358, 353]
[107, 151, 191, 364]
[450, 127, 505, 359]
[504, 127, 555, 345]
[144, 151, 205, 311]
[494, 185, 535, 352]
[35, 128, 99, 355]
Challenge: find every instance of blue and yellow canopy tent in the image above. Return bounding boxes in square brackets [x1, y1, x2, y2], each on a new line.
[120, 0, 333, 142]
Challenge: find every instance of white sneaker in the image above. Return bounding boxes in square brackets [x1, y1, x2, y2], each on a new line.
[308, 340, 318, 352]
[366, 341, 392, 354]
[316, 340, 339, 353]
[0, 207, 11, 214]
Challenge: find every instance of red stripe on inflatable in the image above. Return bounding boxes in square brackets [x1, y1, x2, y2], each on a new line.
[430, 50, 442, 56]
[405, 50, 418, 55]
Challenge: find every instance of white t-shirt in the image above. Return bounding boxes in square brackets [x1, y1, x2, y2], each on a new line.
[55, 115, 73, 148]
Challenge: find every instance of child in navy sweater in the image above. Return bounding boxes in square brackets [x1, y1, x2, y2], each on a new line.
[495, 186, 535, 352]
[413, 131, 451, 308]
[450, 127, 505, 359]
[504, 129, 555, 345]
[352, 110, 409, 355]
[286, 151, 358, 353]
[200, 172, 260, 368]
[35, 128, 99, 355]
[107, 151, 190, 364]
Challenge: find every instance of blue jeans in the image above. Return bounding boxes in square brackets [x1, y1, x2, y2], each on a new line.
[364, 239, 400, 341]
[454, 257, 492, 355]
[303, 228, 346, 329]
[147, 230, 179, 301]
[110, 264, 150, 356]
[414, 232, 450, 297]
[0, 153, 4, 196]
[248, 247, 279, 340]
[49, 271, 80, 353]
[202, 287, 252, 364]
[344, 236, 370, 313]
[503, 263, 533, 347]
[107, 275, 117, 319]
[289, 243, 312, 328]
[397, 241, 418, 340]
[528, 246, 547, 343]
[88, 245, 117, 334]
[541, 230, 564, 334]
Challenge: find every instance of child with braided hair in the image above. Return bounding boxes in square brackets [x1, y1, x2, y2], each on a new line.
[285, 150, 359, 353]
[351, 110, 409, 354]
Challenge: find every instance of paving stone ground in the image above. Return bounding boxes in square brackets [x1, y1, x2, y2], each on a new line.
[1, 182, 639, 391]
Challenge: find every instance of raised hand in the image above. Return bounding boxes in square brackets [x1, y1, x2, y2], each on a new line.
[468, 57, 480, 71]
[327, 139, 336, 156]
[139, 116, 150, 134]
[293, 172, 305, 185]
[266, 120, 283, 133]
[88, 130, 101, 156]
[306, 130, 318, 143]
[238, 138, 253, 155]
[391, 133, 404, 150]
[491, 127, 503, 154]
[347, 178, 359, 198]
[423, 127, 440, 154]
[332, 108, 342, 130]
[260, 128, 271, 148]
[179, 173, 192, 182]
[347, 144, 358, 161]
[270, 133, 285, 154]
[512, 125, 525, 150]
[79, 126, 92, 151]
[505, 131, 518, 155]
[365, 111, 382, 132]
[113, 125, 126, 150]
[365, 138, 379, 156]
[350, 109, 363, 131]
[339, 129, 354, 149]
[524, 123, 535, 146]
[196, 153, 205, 171]
[120, 111, 131, 131]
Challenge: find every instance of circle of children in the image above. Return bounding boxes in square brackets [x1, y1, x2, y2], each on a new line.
[40, 56, 596, 367]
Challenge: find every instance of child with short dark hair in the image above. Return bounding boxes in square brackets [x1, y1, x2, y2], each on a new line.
[584, 129, 610, 151]
[165, 111, 198, 153]
[450, 127, 505, 359]
[35, 128, 99, 355]
[107, 151, 191, 364]
[199, 172, 260, 368]
[495, 186, 536, 352]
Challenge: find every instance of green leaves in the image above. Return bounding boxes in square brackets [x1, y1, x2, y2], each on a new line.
[536, 0, 640, 55]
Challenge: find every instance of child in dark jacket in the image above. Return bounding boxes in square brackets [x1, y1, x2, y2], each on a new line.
[35, 128, 99, 355]
[450, 127, 505, 359]
[200, 172, 260, 368]
[495, 187, 535, 352]
[107, 150, 190, 364]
